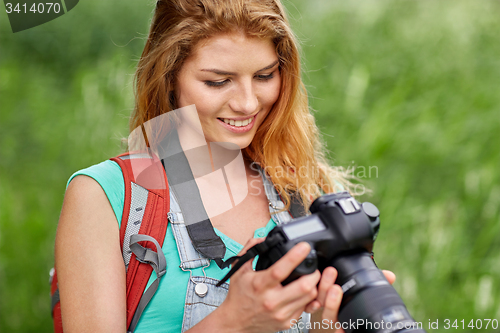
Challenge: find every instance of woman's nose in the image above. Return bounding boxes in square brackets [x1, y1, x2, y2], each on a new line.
[229, 81, 259, 114]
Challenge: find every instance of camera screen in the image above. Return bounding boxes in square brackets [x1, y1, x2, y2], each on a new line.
[282, 215, 326, 240]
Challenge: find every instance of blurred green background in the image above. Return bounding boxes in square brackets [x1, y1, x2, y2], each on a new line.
[1, 0, 499, 332]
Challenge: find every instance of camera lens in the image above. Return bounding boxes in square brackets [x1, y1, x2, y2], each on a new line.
[332, 252, 425, 333]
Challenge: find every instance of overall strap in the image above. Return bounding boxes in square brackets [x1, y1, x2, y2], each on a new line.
[111, 152, 170, 333]
[259, 166, 308, 224]
[169, 164, 309, 273]
[168, 189, 211, 270]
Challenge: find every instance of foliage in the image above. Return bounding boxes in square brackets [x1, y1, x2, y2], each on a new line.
[0, 1, 499, 331]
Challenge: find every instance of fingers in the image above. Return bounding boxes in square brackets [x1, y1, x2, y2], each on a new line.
[256, 242, 312, 290]
[321, 284, 343, 323]
[248, 270, 319, 328]
[258, 269, 320, 316]
[298, 267, 395, 317]
[304, 300, 321, 314]
[304, 266, 337, 313]
[280, 269, 320, 304]
[277, 271, 321, 319]
[382, 270, 396, 284]
[316, 267, 338, 307]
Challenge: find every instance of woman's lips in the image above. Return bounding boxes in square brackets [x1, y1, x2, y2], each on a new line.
[217, 115, 256, 133]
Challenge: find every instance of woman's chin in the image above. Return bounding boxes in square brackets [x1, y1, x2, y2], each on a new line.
[205, 133, 254, 150]
[210, 141, 246, 151]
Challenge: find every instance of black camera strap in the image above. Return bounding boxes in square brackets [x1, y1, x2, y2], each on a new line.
[156, 127, 307, 271]
[158, 128, 227, 264]
[216, 233, 285, 286]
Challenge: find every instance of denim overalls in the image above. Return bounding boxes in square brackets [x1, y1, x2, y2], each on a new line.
[167, 168, 310, 333]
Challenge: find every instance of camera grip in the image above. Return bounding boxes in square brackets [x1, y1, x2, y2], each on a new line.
[281, 248, 318, 285]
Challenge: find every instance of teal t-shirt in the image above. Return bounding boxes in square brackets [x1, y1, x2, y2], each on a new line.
[68, 160, 277, 332]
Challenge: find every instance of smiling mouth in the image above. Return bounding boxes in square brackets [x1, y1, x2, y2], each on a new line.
[217, 115, 255, 127]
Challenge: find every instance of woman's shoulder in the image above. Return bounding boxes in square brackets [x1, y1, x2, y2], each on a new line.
[56, 160, 128, 332]
[67, 159, 125, 225]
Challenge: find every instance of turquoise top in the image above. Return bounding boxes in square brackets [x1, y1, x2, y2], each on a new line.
[68, 160, 277, 332]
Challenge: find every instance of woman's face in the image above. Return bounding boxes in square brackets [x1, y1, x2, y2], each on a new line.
[175, 32, 281, 149]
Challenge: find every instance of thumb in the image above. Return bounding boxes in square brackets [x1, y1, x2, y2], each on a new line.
[230, 237, 264, 273]
[238, 237, 264, 255]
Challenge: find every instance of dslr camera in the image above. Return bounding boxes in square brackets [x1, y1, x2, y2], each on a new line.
[255, 192, 426, 333]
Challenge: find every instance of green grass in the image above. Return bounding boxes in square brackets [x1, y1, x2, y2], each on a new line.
[289, 0, 500, 326]
[1, 1, 499, 332]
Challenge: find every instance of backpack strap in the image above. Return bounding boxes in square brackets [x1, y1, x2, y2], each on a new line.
[111, 152, 169, 333]
[50, 152, 169, 333]
[50, 268, 63, 333]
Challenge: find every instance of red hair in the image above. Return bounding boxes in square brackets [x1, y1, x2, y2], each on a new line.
[131, 0, 352, 209]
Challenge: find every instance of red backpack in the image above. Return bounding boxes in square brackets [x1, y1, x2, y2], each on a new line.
[50, 149, 307, 332]
[50, 152, 170, 333]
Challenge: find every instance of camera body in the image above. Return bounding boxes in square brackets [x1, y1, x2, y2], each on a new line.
[256, 192, 426, 333]
[256, 192, 380, 284]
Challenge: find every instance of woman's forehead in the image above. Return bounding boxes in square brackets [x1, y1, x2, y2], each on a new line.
[185, 33, 278, 73]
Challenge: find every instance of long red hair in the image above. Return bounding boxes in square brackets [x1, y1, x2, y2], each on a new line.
[130, 0, 352, 209]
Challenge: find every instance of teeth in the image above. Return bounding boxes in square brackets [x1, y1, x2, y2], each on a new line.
[221, 116, 254, 127]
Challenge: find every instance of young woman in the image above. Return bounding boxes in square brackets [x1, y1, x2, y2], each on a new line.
[55, 1, 395, 332]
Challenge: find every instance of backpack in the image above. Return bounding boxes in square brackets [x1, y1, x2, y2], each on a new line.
[50, 152, 170, 333]
[50, 150, 307, 332]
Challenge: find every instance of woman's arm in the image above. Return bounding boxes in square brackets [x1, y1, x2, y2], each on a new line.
[55, 175, 127, 332]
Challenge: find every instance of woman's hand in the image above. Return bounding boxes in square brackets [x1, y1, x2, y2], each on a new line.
[200, 239, 321, 333]
[189, 237, 397, 333]
[306, 268, 396, 333]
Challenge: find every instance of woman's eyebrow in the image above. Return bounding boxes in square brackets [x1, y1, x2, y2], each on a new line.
[200, 60, 279, 76]
[255, 60, 279, 73]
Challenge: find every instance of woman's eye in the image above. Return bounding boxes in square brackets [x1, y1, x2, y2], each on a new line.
[256, 73, 274, 81]
[204, 79, 229, 87]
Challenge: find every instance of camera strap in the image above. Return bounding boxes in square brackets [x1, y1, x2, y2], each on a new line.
[157, 127, 307, 271]
[159, 129, 227, 264]
[216, 232, 285, 286]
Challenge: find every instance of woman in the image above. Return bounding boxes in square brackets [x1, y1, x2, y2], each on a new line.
[55, 0, 395, 332]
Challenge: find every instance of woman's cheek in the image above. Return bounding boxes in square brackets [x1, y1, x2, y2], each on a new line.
[265, 80, 281, 107]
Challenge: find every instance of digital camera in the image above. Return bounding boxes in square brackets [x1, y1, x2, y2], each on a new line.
[255, 192, 426, 333]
